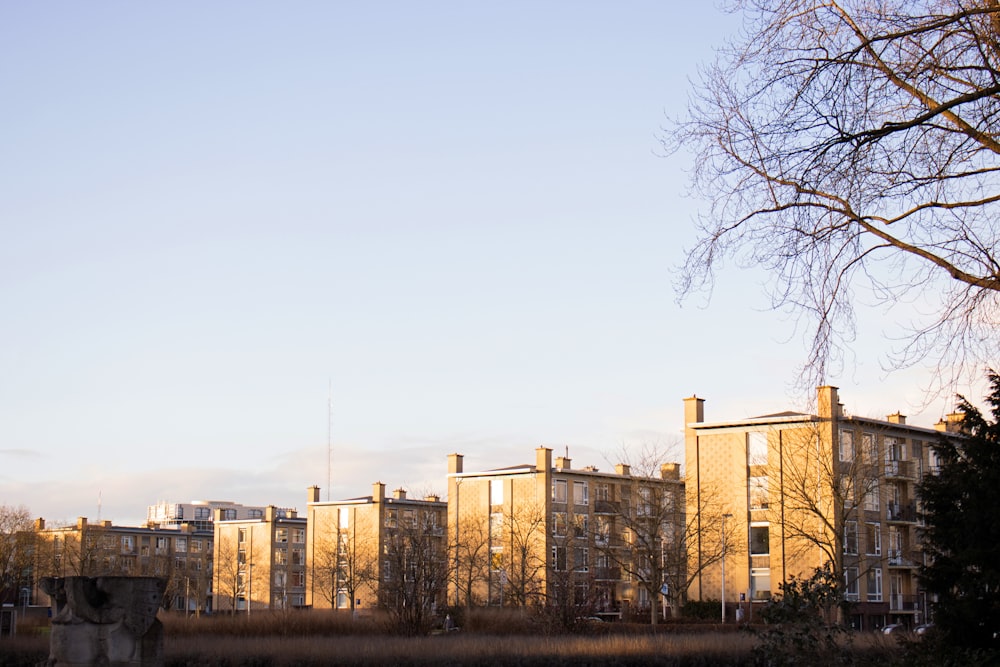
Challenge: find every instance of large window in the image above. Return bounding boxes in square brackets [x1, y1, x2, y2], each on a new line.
[749, 476, 769, 510]
[863, 480, 880, 512]
[573, 481, 589, 506]
[844, 521, 859, 555]
[748, 432, 768, 466]
[845, 567, 860, 601]
[491, 512, 504, 540]
[490, 479, 504, 506]
[552, 479, 568, 504]
[861, 432, 877, 464]
[751, 568, 771, 599]
[551, 512, 567, 537]
[839, 429, 855, 462]
[750, 524, 769, 555]
[573, 547, 589, 572]
[865, 522, 881, 556]
[551, 545, 567, 571]
[573, 514, 589, 538]
[867, 567, 883, 602]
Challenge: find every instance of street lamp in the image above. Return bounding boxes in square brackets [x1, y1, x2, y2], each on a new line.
[721, 513, 732, 623]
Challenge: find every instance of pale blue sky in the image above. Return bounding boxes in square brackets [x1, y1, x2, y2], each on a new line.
[0, 2, 975, 525]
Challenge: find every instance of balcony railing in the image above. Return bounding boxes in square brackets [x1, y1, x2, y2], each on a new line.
[887, 549, 919, 568]
[884, 459, 915, 479]
[886, 502, 918, 523]
[889, 594, 920, 612]
[751, 555, 770, 569]
[593, 566, 621, 581]
[594, 500, 621, 514]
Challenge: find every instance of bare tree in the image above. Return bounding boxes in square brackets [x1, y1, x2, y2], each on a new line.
[672, 0, 1000, 394]
[604, 446, 738, 623]
[450, 510, 490, 608]
[379, 507, 449, 634]
[0, 505, 33, 605]
[496, 500, 547, 607]
[312, 512, 378, 611]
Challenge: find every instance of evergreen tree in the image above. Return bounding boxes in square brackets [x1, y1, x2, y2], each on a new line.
[919, 370, 1000, 651]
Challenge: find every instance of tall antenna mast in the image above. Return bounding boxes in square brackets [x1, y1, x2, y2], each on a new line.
[327, 380, 332, 502]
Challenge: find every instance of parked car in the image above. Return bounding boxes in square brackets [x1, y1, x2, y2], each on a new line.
[882, 623, 905, 635]
[914, 623, 935, 636]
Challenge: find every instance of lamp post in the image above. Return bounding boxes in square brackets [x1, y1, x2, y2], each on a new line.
[721, 513, 732, 623]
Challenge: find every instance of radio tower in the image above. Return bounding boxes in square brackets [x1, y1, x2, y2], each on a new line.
[327, 380, 333, 502]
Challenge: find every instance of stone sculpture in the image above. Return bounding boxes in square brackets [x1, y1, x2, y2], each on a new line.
[39, 576, 166, 667]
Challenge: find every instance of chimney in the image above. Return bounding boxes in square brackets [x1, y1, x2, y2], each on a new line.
[35, 518, 45, 531]
[307, 486, 320, 503]
[448, 453, 464, 475]
[555, 456, 571, 470]
[660, 463, 680, 480]
[424, 494, 440, 502]
[887, 412, 906, 425]
[684, 395, 705, 425]
[817, 386, 840, 419]
[393, 488, 407, 500]
[935, 412, 965, 433]
[373, 482, 386, 503]
[266, 506, 278, 521]
[536, 447, 552, 473]
[77, 517, 88, 529]
[615, 463, 631, 477]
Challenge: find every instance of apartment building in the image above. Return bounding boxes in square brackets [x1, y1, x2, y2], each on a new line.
[32, 517, 214, 613]
[147, 500, 274, 531]
[305, 484, 448, 613]
[212, 506, 307, 612]
[684, 386, 962, 630]
[447, 447, 685, 620]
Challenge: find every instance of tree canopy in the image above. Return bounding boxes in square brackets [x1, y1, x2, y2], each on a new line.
[673, 0, 1000, 392]
[919, 370, 1000, 651]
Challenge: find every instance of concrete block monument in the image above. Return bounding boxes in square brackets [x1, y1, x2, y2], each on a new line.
[40, 576, 166, 667]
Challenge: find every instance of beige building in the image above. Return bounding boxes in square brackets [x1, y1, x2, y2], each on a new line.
[304, 484, 448, 613]
[147, 500, 275, 531]
[32, 517, 215, 613]
[212, 506, 307, 612]
[684, 386, 962, 629]
[447, 447, 685, 620]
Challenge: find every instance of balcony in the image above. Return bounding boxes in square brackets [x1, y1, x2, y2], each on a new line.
[593, 566, 621, 581]
[886, 502, 918, 523]
[887, 549, 920, 569]
[889, 594, 920, 612]
[884, 460, 915, 479]
[594, 500, 621, 515]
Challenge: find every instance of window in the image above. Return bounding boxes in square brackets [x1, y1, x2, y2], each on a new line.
[750, 524, 769, 555]
[751, 568, 771, 599]
[573, 547, 589, 572]
[403, 509, 417, 528]
[222, 509, 237, 520]
[845, 567, 860, 601]
[490, 547, 504, 571]
[749, 476, 769, 509]
[291, 571, 305, 587]
[885, 437, 905, 461]
[573, 481, 589, 506]
[861, 433, 877, 464]
[490, 479, 504, 505]
[276, 528, 289, 543]
[194, 507, 211, 520]
[121, 536, 135, 553]
[551, 545, 567, 571]
[552, 479, 567, 503]
[155, 536, 169, 553]
[292, 528, 305, 543]
[274, 549, 287, 565]
[595, 483, 611, 502]
[490, 512, 504, 540]
[573, 514, 589, 538]
[551, 512, 567, 537]
[748, 432, 768, 466]
[840, 475, 855, 509]
[865, 523, 881, 556]
[594, 516, 610, 544]
[839, 429, 855, 462]
[863, 480, 880, 512]
[888, 526, 903, 563]
[384, 509, 397, 528]
[290, 547, 305, 566]
[238, 528, 247, 544]
[338, 508, 350, 529]
[274, 571, 287, 588]
[867, 567, 883, 602]
[175, 537, 187, 553]
[249, 509, 263, 519]
[190, 539, 202, 553]
[637, 486, 653, 517]
[844, 521, 858, 555]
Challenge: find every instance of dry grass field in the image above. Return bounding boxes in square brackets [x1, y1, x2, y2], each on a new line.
[0, 609, 905, 667]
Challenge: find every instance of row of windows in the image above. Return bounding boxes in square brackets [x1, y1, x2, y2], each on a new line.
[843, 521, 904, 556]
[839, 430, 918, 465]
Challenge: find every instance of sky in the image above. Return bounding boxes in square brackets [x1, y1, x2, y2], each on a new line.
[0, 2, 985, 527]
